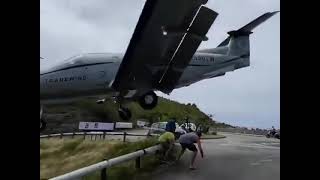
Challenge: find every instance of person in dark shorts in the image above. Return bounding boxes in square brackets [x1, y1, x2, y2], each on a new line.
[177, 131, 204, 170]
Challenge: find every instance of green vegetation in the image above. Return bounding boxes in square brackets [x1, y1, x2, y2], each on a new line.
[40, 137, 161, 180]
[44, 96, 232, 134]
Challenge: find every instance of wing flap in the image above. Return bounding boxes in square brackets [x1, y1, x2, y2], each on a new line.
[157, 6, 218, 93]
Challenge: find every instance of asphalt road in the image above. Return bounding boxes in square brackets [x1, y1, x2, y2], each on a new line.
[148, 132, 280, 180]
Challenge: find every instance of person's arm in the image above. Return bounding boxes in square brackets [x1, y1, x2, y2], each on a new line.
[197, 138, 204, 158]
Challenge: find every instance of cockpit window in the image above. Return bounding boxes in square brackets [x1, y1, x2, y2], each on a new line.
[42, 53, 122, 74]
[52, 54, 84, 70]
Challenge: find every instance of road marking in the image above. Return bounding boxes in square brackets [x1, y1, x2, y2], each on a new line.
[219, 143, 280, 150]
[261, 142, 280, 145]
[250, 162, 261, 166]
[260, 159, 273, 162]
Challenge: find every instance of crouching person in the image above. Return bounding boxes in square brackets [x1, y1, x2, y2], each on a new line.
[177, 131, 204, 170]
[158, 131, 175, 161]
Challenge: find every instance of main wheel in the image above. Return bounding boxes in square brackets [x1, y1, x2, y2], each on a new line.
[118, 107, 132, 120]
[40, 119, 47, 132]
[266, 134, 270, 138]
[139, 91, 158, 110]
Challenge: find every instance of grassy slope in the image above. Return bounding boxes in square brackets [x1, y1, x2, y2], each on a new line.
[40, 138, 160, 180]
[44, 96, 232, 134]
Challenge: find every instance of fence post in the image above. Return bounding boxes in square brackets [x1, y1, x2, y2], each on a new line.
[100, 167, 107, 180]
[60, 133, 63, 139]
[135, 156, 141, 169]
[84, 132, 86, 140]
[103, 132, 106, 140]
[100, 158, 107, 180]
[72, 132, 75, 139]
[123, 132, 127, 142]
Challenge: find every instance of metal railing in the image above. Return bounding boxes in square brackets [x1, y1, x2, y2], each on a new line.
[49, 144, 162, 180]
[212, 128, 268, 136]
[40, 131, 160, 142]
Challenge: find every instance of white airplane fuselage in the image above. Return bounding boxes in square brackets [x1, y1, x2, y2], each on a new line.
[40, 49, 249, 105]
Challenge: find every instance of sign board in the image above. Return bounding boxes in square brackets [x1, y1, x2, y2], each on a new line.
[115, 122, 133, 129]
[79, 122, 114, 131]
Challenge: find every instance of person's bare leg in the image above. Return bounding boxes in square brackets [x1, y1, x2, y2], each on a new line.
[177, 148, 186, 161]
[189, 151, 197, 169]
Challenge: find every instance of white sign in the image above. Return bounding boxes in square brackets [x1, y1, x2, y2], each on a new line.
[79, 122, 114, 131]
[115, 122, 133, 129]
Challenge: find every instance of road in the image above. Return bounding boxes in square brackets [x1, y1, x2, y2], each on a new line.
[148, 132, 280, 180]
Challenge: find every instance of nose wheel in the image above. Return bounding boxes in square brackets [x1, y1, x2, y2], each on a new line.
[118, 106, 132, 120]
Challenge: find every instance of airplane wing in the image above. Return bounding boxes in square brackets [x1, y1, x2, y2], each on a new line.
[112, 0, 218, 94]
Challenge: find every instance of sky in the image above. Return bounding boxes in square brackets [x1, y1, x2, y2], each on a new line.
[40, 0, 280, 129]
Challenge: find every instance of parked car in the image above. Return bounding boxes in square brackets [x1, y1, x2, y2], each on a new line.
[180, 122, 197, 132]
[148, 122, 186, 138]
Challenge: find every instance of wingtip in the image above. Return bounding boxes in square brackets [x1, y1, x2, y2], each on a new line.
[270, 11, 280, 15]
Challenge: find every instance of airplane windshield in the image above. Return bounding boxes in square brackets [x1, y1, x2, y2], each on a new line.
[51, 55, 84, 70]
[42, 53, 122, 74]
[64, 54, 84, 65]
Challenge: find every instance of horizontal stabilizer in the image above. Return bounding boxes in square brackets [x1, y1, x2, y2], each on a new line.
[218, 11, 279, 47]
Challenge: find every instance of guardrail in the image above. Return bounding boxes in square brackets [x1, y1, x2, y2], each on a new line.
[219, 132, 265, 137]
[40, 131, 160, 142]
[212, 128, 269, 136]
[49, 144, 162, 180]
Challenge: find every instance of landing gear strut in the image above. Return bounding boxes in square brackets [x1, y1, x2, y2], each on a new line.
[114, 95, 132, 121]
[99, 91, 158, 121]
[40, 118, 47, 131]
[118, 105, 132, 120]
[40, 105, 47, 132]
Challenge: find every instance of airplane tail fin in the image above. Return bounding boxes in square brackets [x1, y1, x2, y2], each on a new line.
[219, 11, 279, 48]
[198, 11, 279, 55]
[223, 11, 278, 69]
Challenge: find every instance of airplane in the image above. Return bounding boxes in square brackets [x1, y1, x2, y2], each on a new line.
[40, 0, 279, 131]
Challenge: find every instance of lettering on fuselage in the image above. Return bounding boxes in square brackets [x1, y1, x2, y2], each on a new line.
[45, 76, 87, 83]
[193, 56, 214, 62]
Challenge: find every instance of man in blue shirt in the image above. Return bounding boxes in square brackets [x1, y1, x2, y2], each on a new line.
[165, 118, 176, 133]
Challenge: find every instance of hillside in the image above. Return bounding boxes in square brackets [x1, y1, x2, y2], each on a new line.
[42, 96, 232, 134]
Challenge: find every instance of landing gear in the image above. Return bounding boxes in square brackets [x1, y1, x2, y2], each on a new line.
[118, 106, 132, 120]
[40, 105, 47, 132]
[138, 91, 158, 110]
[40, 118, 47, 132]
[102, 91, 158, 121]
